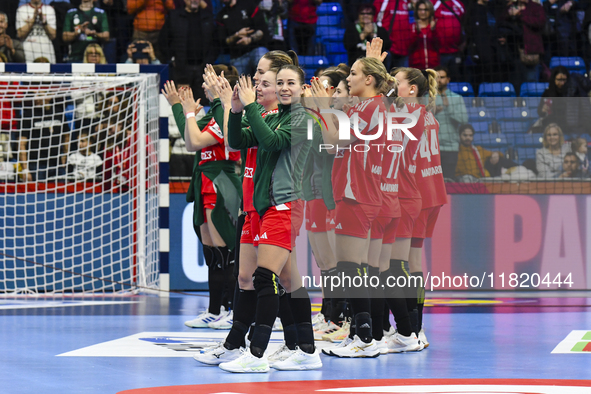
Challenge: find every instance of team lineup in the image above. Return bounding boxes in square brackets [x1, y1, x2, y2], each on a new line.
[160, 37, 447, 373]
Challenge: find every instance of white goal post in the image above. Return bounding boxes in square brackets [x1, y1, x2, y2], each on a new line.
[0, 63, 168, 294]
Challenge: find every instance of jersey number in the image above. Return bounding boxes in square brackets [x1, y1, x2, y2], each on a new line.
[415, 129, 439, 162]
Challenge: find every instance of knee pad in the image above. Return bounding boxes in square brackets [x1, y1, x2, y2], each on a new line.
[337, 261, 364, 277]
[252, 267, 280, 298]
[411, 238, 424, 248]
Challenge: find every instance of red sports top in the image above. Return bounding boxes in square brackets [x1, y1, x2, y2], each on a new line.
[379, 116, 405, 218]
[242, 108, 278, 213]
[413, 108, 448, 208]
[199, 118, 241, 166]
[332, 96, 386, 207]
[391, 101, 424, 200]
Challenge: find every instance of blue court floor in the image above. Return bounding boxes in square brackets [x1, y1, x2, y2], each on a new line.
[1, 292, 590, 394]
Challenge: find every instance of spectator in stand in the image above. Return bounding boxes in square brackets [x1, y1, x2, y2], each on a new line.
[260, 0, 288, 51]
[127, 0, 174, 62]
[498, 0, 545, 88]
[344, 4, 391, 66]
[374, 0, 413, 68]
[216, 0, 268, 76]
[558, 152, 589, 178]
[82, 42, 107, 64]
[464, 0, 498, 89]
[159, 0, 218, 102]
[62, 0, 109, 63]
[287, 0, 321, 56]
[16, 0, 57, 63]
[408, 0, 438, 69]
[0, 0, 19, 38]
[544, 0, 577, 58]
[68, 131, 103, 181]
[0, 12, 26, 63]
[571, 137, 589, 175]
[434, 65, 467, 180]
[536, 123, 570, 179]
[537, 66, 591, 135]
[0, 53, 6, 62]
[125, 40, 161, 64]
[96, 0, 132, 62]
[433, 0, 464, 81]
[455, 123, 502, 182]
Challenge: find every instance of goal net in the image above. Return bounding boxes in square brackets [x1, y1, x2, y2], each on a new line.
[0, 72, 160, 294]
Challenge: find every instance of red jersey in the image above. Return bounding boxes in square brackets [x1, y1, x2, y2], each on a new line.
[332, 97, 386, 207]
[242, 108, 278, 213]
[433, 0, 465, 54]
[374, 0, 413, 56]
[199, 118, 241, 166]
[391, 101, 424, 200]
[379, 118, 405, 218]
[409, 24, 440, 70]
[413, 109, 448, 208]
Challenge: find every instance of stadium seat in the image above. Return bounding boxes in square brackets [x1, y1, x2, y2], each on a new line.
[473, 133, 511, 149]
[516, 97, 541, 111]
[471, 121, 489, 133]
[317, 15, 341, 27]
[317, 2, 343, 15]
[317, 26, 346, 41]
[515, 147, 538, 164]
[497, 107, 536, 121]
[514, 134, 543, 147]
[499, 120, 529, 133]
[468, 107, 494, 122]
[520, 82, 548, 97]
[478, 82, 516, 97]
[448, 82, 474, 97]
[549, 56, 587, 75]
[299, 56, 330, 68]
[323, 41, 347, 64]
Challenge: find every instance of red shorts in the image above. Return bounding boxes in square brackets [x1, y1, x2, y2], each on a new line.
[305, 199, 332, 233]
[412, 205, 442, 239]
[334, 199, 381, 239]
[201, 175, 217, 220]
[327, 209, 335, 230]
[396, 198, 422, 238]
[240, 211, 261, 247]
[371, 216, 401, 244]
[291, 199, 305, 239]
[258, 201, 300, 251]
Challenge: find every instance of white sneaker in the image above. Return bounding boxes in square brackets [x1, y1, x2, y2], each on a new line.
[311, 312, 325, 328]
[322, 320, 350, 342]
[185, 306, 226, 328]
[375, 337, 389, 355]
[314, 321, 340, 341]
[321, 336, 353, 356]
[219, 348, 269, 373]
[208, 310, 233, 329]
[388, 332, 424, 353]
[272, 347, 323, 370]
[383, 326, 396, 338]
[268, 343, 295, 368]
[329, 335, 380, 358]
[193, 342, 242, 365]
[419, 328, 429, 348]
[272, 317, 283, 331]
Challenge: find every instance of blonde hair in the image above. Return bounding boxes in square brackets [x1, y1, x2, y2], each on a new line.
[391, 67, 438, 112]
[83, 44, 107, 64]
[542, 123, 565, 149]
[571, 137, 586, 153]
[357, 57, 398, 96]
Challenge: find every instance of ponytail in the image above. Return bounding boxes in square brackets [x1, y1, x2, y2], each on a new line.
[391, 67, 438, 112]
